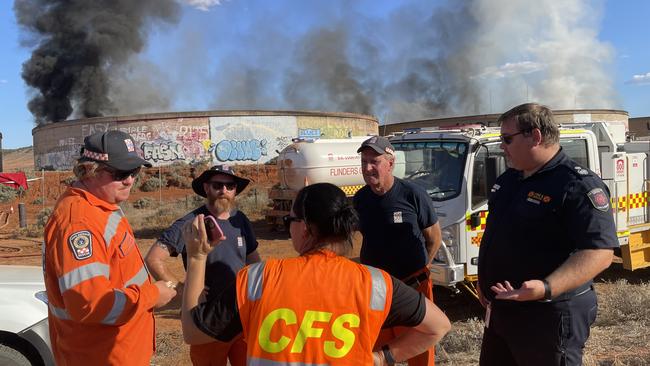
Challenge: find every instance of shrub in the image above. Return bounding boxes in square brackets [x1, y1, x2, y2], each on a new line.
[140, 177, 167, 192]
[166, 172, 192, 189]
[14, 225, 43, 238]
[237, 188, 270, 217]
[438, 317, 483, 357]
[36, 207, 53, 228]
[61, 175, 76, 186]
[595, 279, 650, 326]
[32, 197, 43, 205]
[133, 197, 156, 209]
[0, 185, 17, 203]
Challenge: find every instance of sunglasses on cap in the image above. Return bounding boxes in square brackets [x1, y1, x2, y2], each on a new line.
[208, 181, 237, 191]
[282, 215, 303, 230]
[103, 166, 141, 181]
[499, 129, 530, 145]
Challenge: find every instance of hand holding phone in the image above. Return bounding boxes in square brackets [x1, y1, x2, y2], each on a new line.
[204, 215, 224, 244]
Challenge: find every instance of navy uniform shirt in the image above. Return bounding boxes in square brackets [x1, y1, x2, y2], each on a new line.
[158, 205, 258, 296]
[478, 149, 618, 302]
[354, 178, 438, 279]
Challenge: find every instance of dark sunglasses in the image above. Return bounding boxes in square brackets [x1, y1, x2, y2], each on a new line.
[499, 130, 530, 145]
[208, 181, 237, 191]
[282, 215, 303, 229]
[103, 167, 141, 181]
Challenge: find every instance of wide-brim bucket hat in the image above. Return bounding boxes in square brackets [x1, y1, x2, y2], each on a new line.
[191, 165, 251, 197]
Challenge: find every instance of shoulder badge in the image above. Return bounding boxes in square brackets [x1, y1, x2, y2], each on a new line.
[68, 231, 93, 260]
[574, 166, 589, 176]
[587, 188, 610, 212]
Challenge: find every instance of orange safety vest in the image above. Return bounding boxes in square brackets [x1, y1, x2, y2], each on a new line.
[44, 187, 159, 366]
[236, 249, 392, 365]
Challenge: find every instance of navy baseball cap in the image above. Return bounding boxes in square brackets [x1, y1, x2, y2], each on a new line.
[79, 130, 152, 170]
[357, 136, 395, 155]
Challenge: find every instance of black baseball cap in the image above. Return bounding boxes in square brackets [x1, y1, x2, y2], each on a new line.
[79, 130, 152, 170]
[357, 136, 395, 155]
[192, 165, 251, 197]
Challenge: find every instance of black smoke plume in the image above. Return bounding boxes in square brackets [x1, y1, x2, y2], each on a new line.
[14, 0, 180, 125]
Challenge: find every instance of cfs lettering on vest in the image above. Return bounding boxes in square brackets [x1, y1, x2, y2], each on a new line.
[258, 308, 360, 358]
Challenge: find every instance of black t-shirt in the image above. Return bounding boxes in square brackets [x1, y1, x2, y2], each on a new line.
[157, 205, 258, 295]
[192, 275, 426, 342]
[478, 150, 618, 302]
[354, 178, 438, 279]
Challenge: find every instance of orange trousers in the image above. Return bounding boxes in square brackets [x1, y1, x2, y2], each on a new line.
[189, 334, 246, 366]
[375, 267, 435, 366]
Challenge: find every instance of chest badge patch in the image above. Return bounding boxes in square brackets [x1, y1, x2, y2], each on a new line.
[393, 211, 403, 223]
[237, 237, 244, 247]
[587, 188, 610, 211]
[69, 231, 93, 260]
[527, 191, 552, 205]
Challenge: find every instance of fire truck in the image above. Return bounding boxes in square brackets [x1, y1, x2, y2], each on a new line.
[266, 123, 650, 297]
[389, 121, 650, 296]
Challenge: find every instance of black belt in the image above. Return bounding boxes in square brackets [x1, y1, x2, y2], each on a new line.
[403, 271, 429, 289]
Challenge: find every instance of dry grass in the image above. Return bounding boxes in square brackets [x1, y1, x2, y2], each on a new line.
[422, 280, 650, 366]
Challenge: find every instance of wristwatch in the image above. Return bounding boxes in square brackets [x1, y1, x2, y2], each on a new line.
[382, 344, 396, 365]
[541, 279, 552, 302]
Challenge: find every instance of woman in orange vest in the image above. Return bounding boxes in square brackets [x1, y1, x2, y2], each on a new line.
[181, 183, 451, 365]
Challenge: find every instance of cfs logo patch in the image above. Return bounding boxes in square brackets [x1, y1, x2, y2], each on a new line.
[69, 231, 93, 260]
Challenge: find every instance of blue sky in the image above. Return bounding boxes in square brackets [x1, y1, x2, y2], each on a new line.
[1, 0, 649, 149]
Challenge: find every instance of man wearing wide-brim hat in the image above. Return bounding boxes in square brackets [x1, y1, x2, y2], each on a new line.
[145, 164, 260, 366]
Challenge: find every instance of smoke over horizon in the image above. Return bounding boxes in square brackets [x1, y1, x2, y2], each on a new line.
[14, 0, 180, 125]
[15, 0, 619, 125]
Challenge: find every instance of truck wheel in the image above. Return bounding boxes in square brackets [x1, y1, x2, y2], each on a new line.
[0, 343, 32, 366]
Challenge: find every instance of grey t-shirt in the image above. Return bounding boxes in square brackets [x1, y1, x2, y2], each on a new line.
[158, 205, 258, 295]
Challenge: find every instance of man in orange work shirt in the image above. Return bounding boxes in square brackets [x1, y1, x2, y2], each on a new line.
[43, 130, 176, 365]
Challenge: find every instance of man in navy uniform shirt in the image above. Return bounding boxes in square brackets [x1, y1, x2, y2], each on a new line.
[478, 103, 618, 366]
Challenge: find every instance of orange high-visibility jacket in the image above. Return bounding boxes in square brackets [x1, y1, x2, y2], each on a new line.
[44, 187, 159, 366]
[236, 250, 393, 365]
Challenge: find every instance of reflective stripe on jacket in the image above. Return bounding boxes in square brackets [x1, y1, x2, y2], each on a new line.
[44, 187, 159, 366]
[236, 250, 392, 365]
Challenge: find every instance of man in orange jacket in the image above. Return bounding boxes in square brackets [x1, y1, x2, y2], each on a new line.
[44, 130, 176, 365]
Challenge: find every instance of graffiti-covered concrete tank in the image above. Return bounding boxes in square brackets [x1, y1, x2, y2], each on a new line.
[31, 110, 378, 170]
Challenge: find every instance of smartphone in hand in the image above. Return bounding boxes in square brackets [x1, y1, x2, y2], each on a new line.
[203, 215, 224, 243]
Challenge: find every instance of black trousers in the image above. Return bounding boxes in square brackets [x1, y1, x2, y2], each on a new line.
[479, 290, 597, 366]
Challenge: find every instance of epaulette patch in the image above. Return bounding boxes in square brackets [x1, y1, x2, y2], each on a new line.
[575, 167, 589, 175]
[69, 231, 93, 260]
[587, 188, 610, 212]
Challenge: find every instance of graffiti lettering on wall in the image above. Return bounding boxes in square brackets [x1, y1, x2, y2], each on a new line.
[209, 116, 297, 165]
[178, 125, 209, 141]
[119, 125, 153, 141]
[316, 126, 352, 139]
[37, 148, 82, 170]
[141, 141, 185, 162]
[131, 121, 212, 166]
[59, 137, 76, 147]
[215, 139, 267, 162]
[81, 123, 110, 137]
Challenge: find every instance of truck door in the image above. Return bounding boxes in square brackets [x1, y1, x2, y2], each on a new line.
[466, 142, 505, 278]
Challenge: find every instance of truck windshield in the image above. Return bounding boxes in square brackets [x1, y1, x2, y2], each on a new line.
[392, 141, 468, 201]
